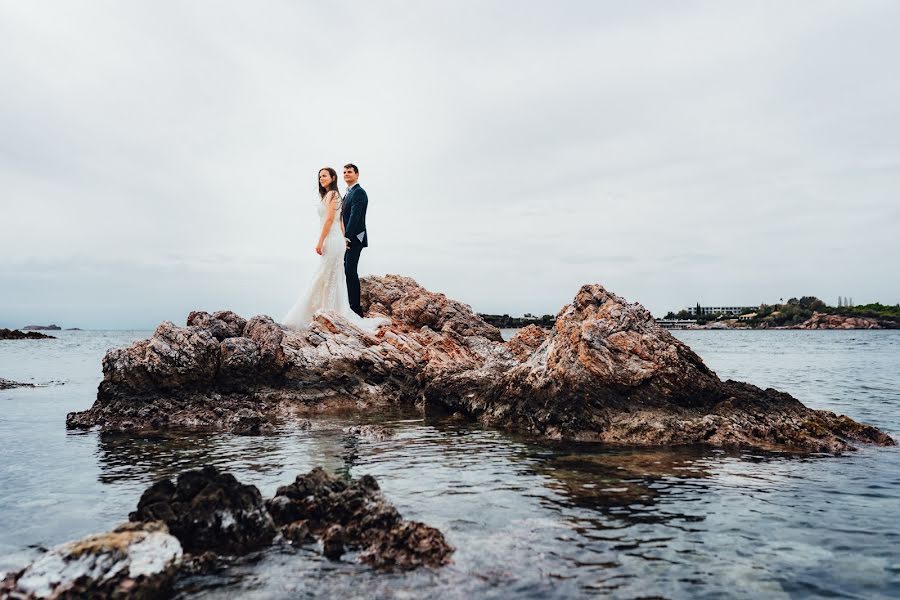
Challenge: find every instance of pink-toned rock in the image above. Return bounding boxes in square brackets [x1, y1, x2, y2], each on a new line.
[66, 276, 895, 453]
[797, 312, 883, 329]
[361, 274, 503, 341]
[505, 324, 548, 362]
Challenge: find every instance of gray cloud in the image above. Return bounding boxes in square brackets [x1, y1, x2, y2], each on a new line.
[1, 1, 899, 328]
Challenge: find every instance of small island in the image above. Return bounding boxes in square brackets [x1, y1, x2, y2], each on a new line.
[21, 324, 62, 331]
[0, 328, 56, 340]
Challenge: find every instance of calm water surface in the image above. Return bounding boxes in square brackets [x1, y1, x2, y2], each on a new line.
[1, 329, 898, 599]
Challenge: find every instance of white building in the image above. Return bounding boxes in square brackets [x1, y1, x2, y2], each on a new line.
[686, 305, 757, 317]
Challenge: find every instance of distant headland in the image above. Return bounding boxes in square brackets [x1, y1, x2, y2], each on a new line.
[658, 297, 900, 330]
[478, 313, 556, 329]
[482, 296, 900, 331]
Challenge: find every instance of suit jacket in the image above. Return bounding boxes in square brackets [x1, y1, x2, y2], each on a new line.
[342, 184, 368, 248]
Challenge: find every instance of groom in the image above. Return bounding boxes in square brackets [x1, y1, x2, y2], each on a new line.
[342, 163, 368, 317]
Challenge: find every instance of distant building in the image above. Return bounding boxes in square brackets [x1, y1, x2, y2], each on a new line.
[656, 319, 698, 329]
[738, 312, 757, 321]
[686, 305, 757, 317]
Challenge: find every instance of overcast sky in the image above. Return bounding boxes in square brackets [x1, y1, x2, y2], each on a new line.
[2, 1, 898, 329]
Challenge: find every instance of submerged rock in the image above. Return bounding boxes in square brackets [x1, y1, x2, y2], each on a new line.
[344, 424, 396, 440]
[267, 467, 454, 569]
[0, 521, 182, 599]
[129, 466, 276, 555]
[66, 275, 895, 453]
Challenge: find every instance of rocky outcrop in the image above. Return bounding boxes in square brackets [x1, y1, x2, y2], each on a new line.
[0, 328, 55, 340]
[1, 377, 35, 390]
[3, 466, 451, 597]
[66, 275, 895, 453]
[505, 324, 548, 362]
[797, 312, 884, 329]
[21, 324, 61, 331]
[360, 275, 502, 342]
[267, 467, 453, 569]
[129, 466, 276, 554]
[0, 521, 182, 599]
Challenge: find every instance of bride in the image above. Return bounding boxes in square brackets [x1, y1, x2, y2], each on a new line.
[282, 167, 387, 333]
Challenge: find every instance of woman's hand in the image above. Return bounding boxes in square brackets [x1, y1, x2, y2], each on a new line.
[315, 242, 324, 255]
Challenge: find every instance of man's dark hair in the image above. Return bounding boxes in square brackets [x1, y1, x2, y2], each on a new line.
[344, 163, 359, 174]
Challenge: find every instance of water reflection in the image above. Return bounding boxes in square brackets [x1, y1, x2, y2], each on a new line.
[86, 412, 759, 598]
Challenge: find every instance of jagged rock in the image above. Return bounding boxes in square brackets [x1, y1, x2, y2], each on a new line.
[186, 310, 247, 341]
[358, 521, 455, 570]
[505, 324, 549, 362]
[0, 328, 55, 340]
[436, 284, 894, 453]
[361, 274, 503, 341]
[65, 276, 895, 453]
[129, 466, 276, 554]
[2, 467, 450, 598]
[796, 312, 884, 329]
[1, 377, 35, 390]
[100, 321, 219, 395]
[0, 521, 181, 599]
[266, 468, 453, 569]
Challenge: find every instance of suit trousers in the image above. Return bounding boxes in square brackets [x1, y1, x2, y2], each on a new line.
[344, 245, 364, 317]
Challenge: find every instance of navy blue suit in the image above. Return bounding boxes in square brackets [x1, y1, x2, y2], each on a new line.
[342, 184, 368, 248]
[342, 184, 368, 316]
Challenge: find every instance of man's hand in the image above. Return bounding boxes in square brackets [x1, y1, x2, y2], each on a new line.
[345, 238, 351, 249]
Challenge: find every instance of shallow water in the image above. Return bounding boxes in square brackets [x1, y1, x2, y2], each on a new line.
[1, 329, 898, 598]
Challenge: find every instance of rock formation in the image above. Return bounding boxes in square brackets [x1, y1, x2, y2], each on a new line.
[0, 328, 55, 340]
[267, 467, 453, 569]
[796, 312, 885, 330]
[0, 521, 182, 599]
[129, 466, 276, 554]
[66, 275, 895, 453]
[3, 466, 452, 597]
[1, 377, 35, 390]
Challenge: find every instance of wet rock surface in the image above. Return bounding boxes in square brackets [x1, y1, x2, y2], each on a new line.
[267, 467, 453, 569]
[129, 466, 276, 555]
[0, 328, 55, 340]
[1, 521, 182, 599]
[3, 467, 451, 597]
[66, 275, 895, 453]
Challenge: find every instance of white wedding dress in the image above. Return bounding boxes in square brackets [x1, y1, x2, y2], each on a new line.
[282, 192, 388, 333]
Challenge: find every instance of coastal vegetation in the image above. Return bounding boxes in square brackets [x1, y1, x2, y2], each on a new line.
[834, 302, 900, 322]
[664, 297, 900, 328]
